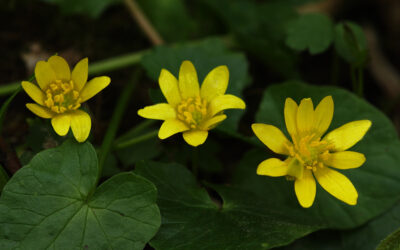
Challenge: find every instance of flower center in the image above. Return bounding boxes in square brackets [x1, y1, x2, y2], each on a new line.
[44, 80, 81, 114]
[176, 96, 208, 129]
[287, 133, 333, 172]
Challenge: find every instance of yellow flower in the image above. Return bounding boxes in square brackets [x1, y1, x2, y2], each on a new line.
[138, 60, 246, 147]
[22, 56, 110, 142]
[252, 96, 371, 208]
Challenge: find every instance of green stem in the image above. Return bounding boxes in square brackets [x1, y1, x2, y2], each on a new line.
[88, 50, 148, 75]
[350, 65, 364, 97]
[98, 69, 141, 177]
[357, 67, 364, 97]
[114, 120, 156, 145]
[114, 130, 158, 149]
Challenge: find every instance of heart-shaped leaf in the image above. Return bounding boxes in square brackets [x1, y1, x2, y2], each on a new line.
[0, 140, 161, 249]
[135, 161, 320, 250]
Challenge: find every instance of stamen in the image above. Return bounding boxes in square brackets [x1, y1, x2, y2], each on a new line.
[176, 96, 209, 129]
[44, 79, 81, 114]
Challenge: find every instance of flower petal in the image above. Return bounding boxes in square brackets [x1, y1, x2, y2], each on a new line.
[284, 97, 298, 137]
[26, 103, 54, 118]
[201, 114, 227, 130]
[159, 119, 189, 139]
[159, 69, 181, 106]
[257, 158, 288, 177]
[324, 120, 372, 151]
[48, 55, 70, 81]
[138, 103, 176, 120]
[200, 65, 229, 101]
[70, 110, 91, 142]
[322, 151, 366, 169]
[35, 61, 56, 90]
[294, 169, 316, 208]
[51, 114, 71, 136]
[182, 130, 208, 147]
[314, 167, 358, 205]
[178, 60, 200, 99]
[296, 98, 314, 135]
[314, 96, 333, 136]
[71, 58, 88, 91]
[80, 76, 111, 102]
[22, 81, 45, 105]
[252, 123, 290, 155]
[209, 94, 246, 116]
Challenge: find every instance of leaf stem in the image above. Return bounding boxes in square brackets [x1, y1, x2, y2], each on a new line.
[351, 66, 364, 97]
[98, 69, 141, 178]
[114, 130, 158, 149]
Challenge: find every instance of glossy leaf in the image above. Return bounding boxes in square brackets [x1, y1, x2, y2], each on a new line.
[285, 13, 334, 54]
[0, 140, 160, 249]
[135, 161, 320, 250]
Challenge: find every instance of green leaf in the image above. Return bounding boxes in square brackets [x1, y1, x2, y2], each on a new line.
[0, 140, 160, 249]
[334, 22, 368, 67]
[135, 161, 320, 250]
[141, 38, 249, 131]
[238, 81, 400, 229]
[377, 226, 400, 250]
[285, 13, 334, 54]
[40, 0, 121, 18]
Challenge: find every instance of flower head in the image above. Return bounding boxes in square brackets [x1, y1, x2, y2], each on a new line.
[138, 60, 246, 147]
[22, 56, 110, 142]
[252, 96, 371, 208]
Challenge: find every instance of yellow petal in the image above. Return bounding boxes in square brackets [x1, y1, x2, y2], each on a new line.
[182, 130, 208, 147]
[178, 60, 200, 99]
[296, 98, 314, 135]
[323, 151, 366, 169]
[71, 58, 88, 91]
[252, 123, 290, 155]
[51, 114, 71, 136]
[209, 94, 246, 116]
[34, 61, 56, 90]
[159, 119, 189, 139]
[294, 169, 316, 208]
[26, 103, 54, 119]
[200, 65, 229, 101]
[257, 158, 288, 177]
[314, 167, 358, 205]
[70, 110, 91, 142]
[324, 120, 372, 151]
[159, 69, 181, 106]
[284, 98, 298, 137]
[314, 96, 333, 136]
[48, 55, 70, 81]
[22, 81, 45, 105]
[80, 76, 111, 102]
[137, 103, 176, 120]
[201, 114, 227, 130]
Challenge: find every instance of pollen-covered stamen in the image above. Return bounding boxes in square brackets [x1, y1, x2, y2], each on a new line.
[44, 79, 81, 114]
[285, 133, 333, 173]
[176, 96, 208, 129]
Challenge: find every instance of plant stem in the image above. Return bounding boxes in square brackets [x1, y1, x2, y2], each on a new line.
[123, 0, 164, 45]
[88, 50, 148, 75]
[98, 69, 141, 178]
[351, 65, 364, 97]
[114, 120, 156, 145]
[114, 130, 158, 149]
